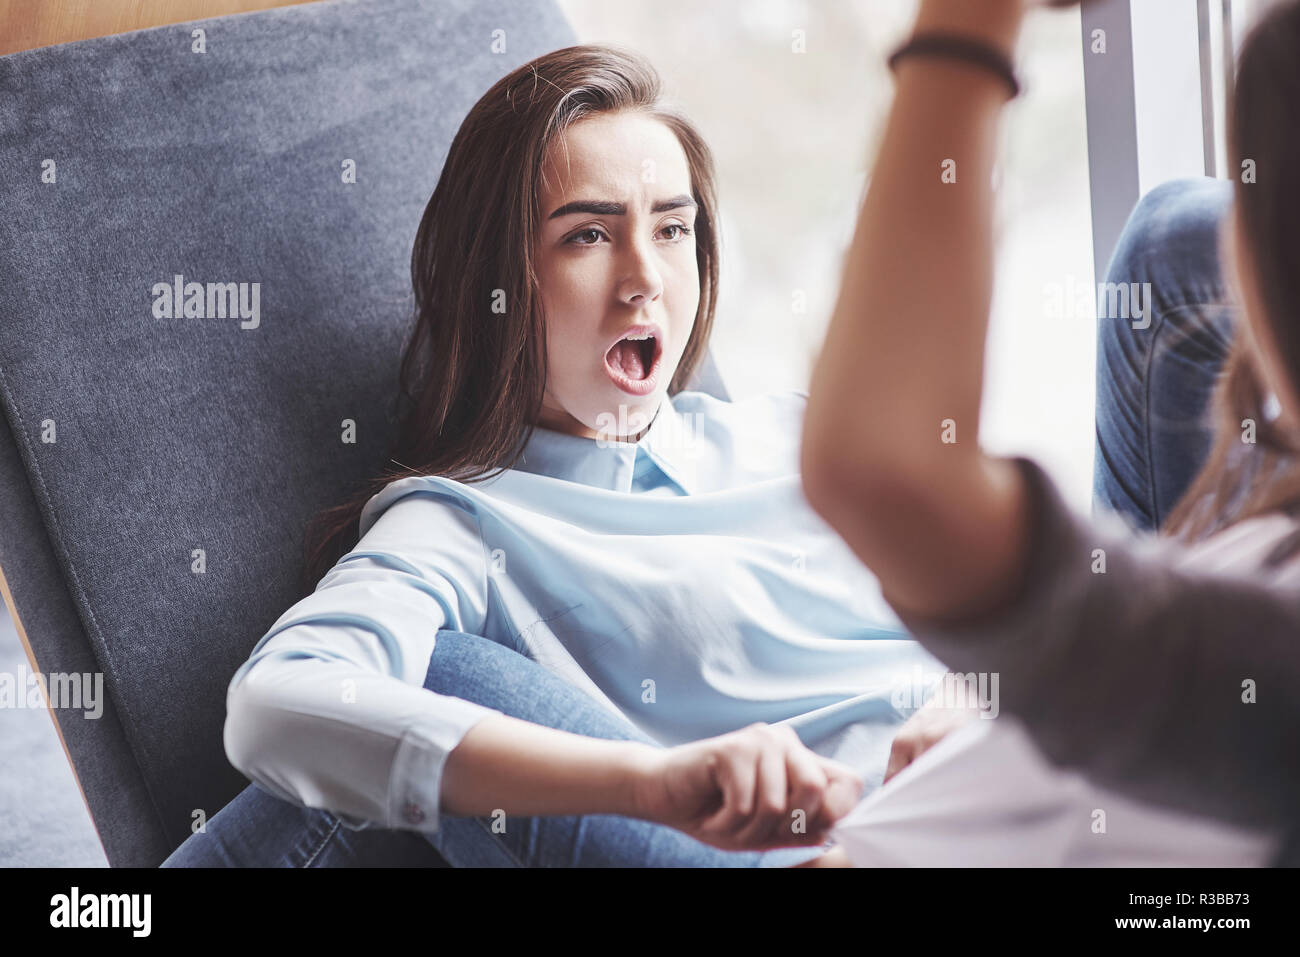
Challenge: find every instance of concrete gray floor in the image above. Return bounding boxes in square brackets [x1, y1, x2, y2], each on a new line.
[0, 602, 107, 867]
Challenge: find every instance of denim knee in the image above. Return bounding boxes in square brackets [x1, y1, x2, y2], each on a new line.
[1100, 177, 1233, 328]
[426, 629, 660, 747]
[1095, 176, 1234, 431]
[1093, 177, 1238, 527]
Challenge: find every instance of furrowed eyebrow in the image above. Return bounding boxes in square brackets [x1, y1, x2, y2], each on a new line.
[547, 194, 698, 220]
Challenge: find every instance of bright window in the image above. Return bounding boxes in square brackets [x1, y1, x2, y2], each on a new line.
[558, 0, 1096, 505]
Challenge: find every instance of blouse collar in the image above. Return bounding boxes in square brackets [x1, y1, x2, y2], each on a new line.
[511, 396, 698, 494]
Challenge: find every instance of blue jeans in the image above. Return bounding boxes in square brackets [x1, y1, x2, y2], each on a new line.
[1092, 177, 1237, 530]
[162, 628, 827, 867]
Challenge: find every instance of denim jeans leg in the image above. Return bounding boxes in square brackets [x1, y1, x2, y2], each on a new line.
[159, 780, 448, 867]
[1093, 176, 1238, 532]
[423, 629, 828, 867]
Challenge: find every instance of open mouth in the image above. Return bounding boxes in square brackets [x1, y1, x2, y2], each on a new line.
[603, 325, 663, 395]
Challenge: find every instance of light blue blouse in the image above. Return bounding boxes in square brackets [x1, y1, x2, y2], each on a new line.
[222, 389, 946, 835]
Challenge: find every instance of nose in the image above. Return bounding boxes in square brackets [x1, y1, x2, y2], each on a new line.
[619, 234, 664, 306]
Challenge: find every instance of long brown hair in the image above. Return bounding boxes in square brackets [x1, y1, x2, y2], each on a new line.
[1164, 1, 1300, 541]
[300, 44, 722, 596]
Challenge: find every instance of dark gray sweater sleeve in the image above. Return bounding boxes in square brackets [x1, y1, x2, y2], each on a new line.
[889, 456, 1300, 834]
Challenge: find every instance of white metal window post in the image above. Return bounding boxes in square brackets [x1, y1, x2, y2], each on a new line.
[1079, 0, 1250, 282]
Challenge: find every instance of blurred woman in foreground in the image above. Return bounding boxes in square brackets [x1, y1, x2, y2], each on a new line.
[803, 0, 1300, 865]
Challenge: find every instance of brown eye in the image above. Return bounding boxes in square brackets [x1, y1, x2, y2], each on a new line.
[567, 227, 606, 246]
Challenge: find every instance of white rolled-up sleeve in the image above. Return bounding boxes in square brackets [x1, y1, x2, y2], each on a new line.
[223, 480, 505, 835]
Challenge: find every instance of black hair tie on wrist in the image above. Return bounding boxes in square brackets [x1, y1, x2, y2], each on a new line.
[887, 32, 1021, 100]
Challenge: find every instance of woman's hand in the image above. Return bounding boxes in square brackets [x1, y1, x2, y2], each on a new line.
[883, 685, 984, 785]
[629, 722, 864, 852]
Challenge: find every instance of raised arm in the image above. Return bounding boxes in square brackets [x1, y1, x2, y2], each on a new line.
[800, 0, 1033, 623]
[799, 0, 1300, 837]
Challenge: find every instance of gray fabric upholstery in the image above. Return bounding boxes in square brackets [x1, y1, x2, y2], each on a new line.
[0, 0, 727, 867]
[0, 412, 142, 865]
